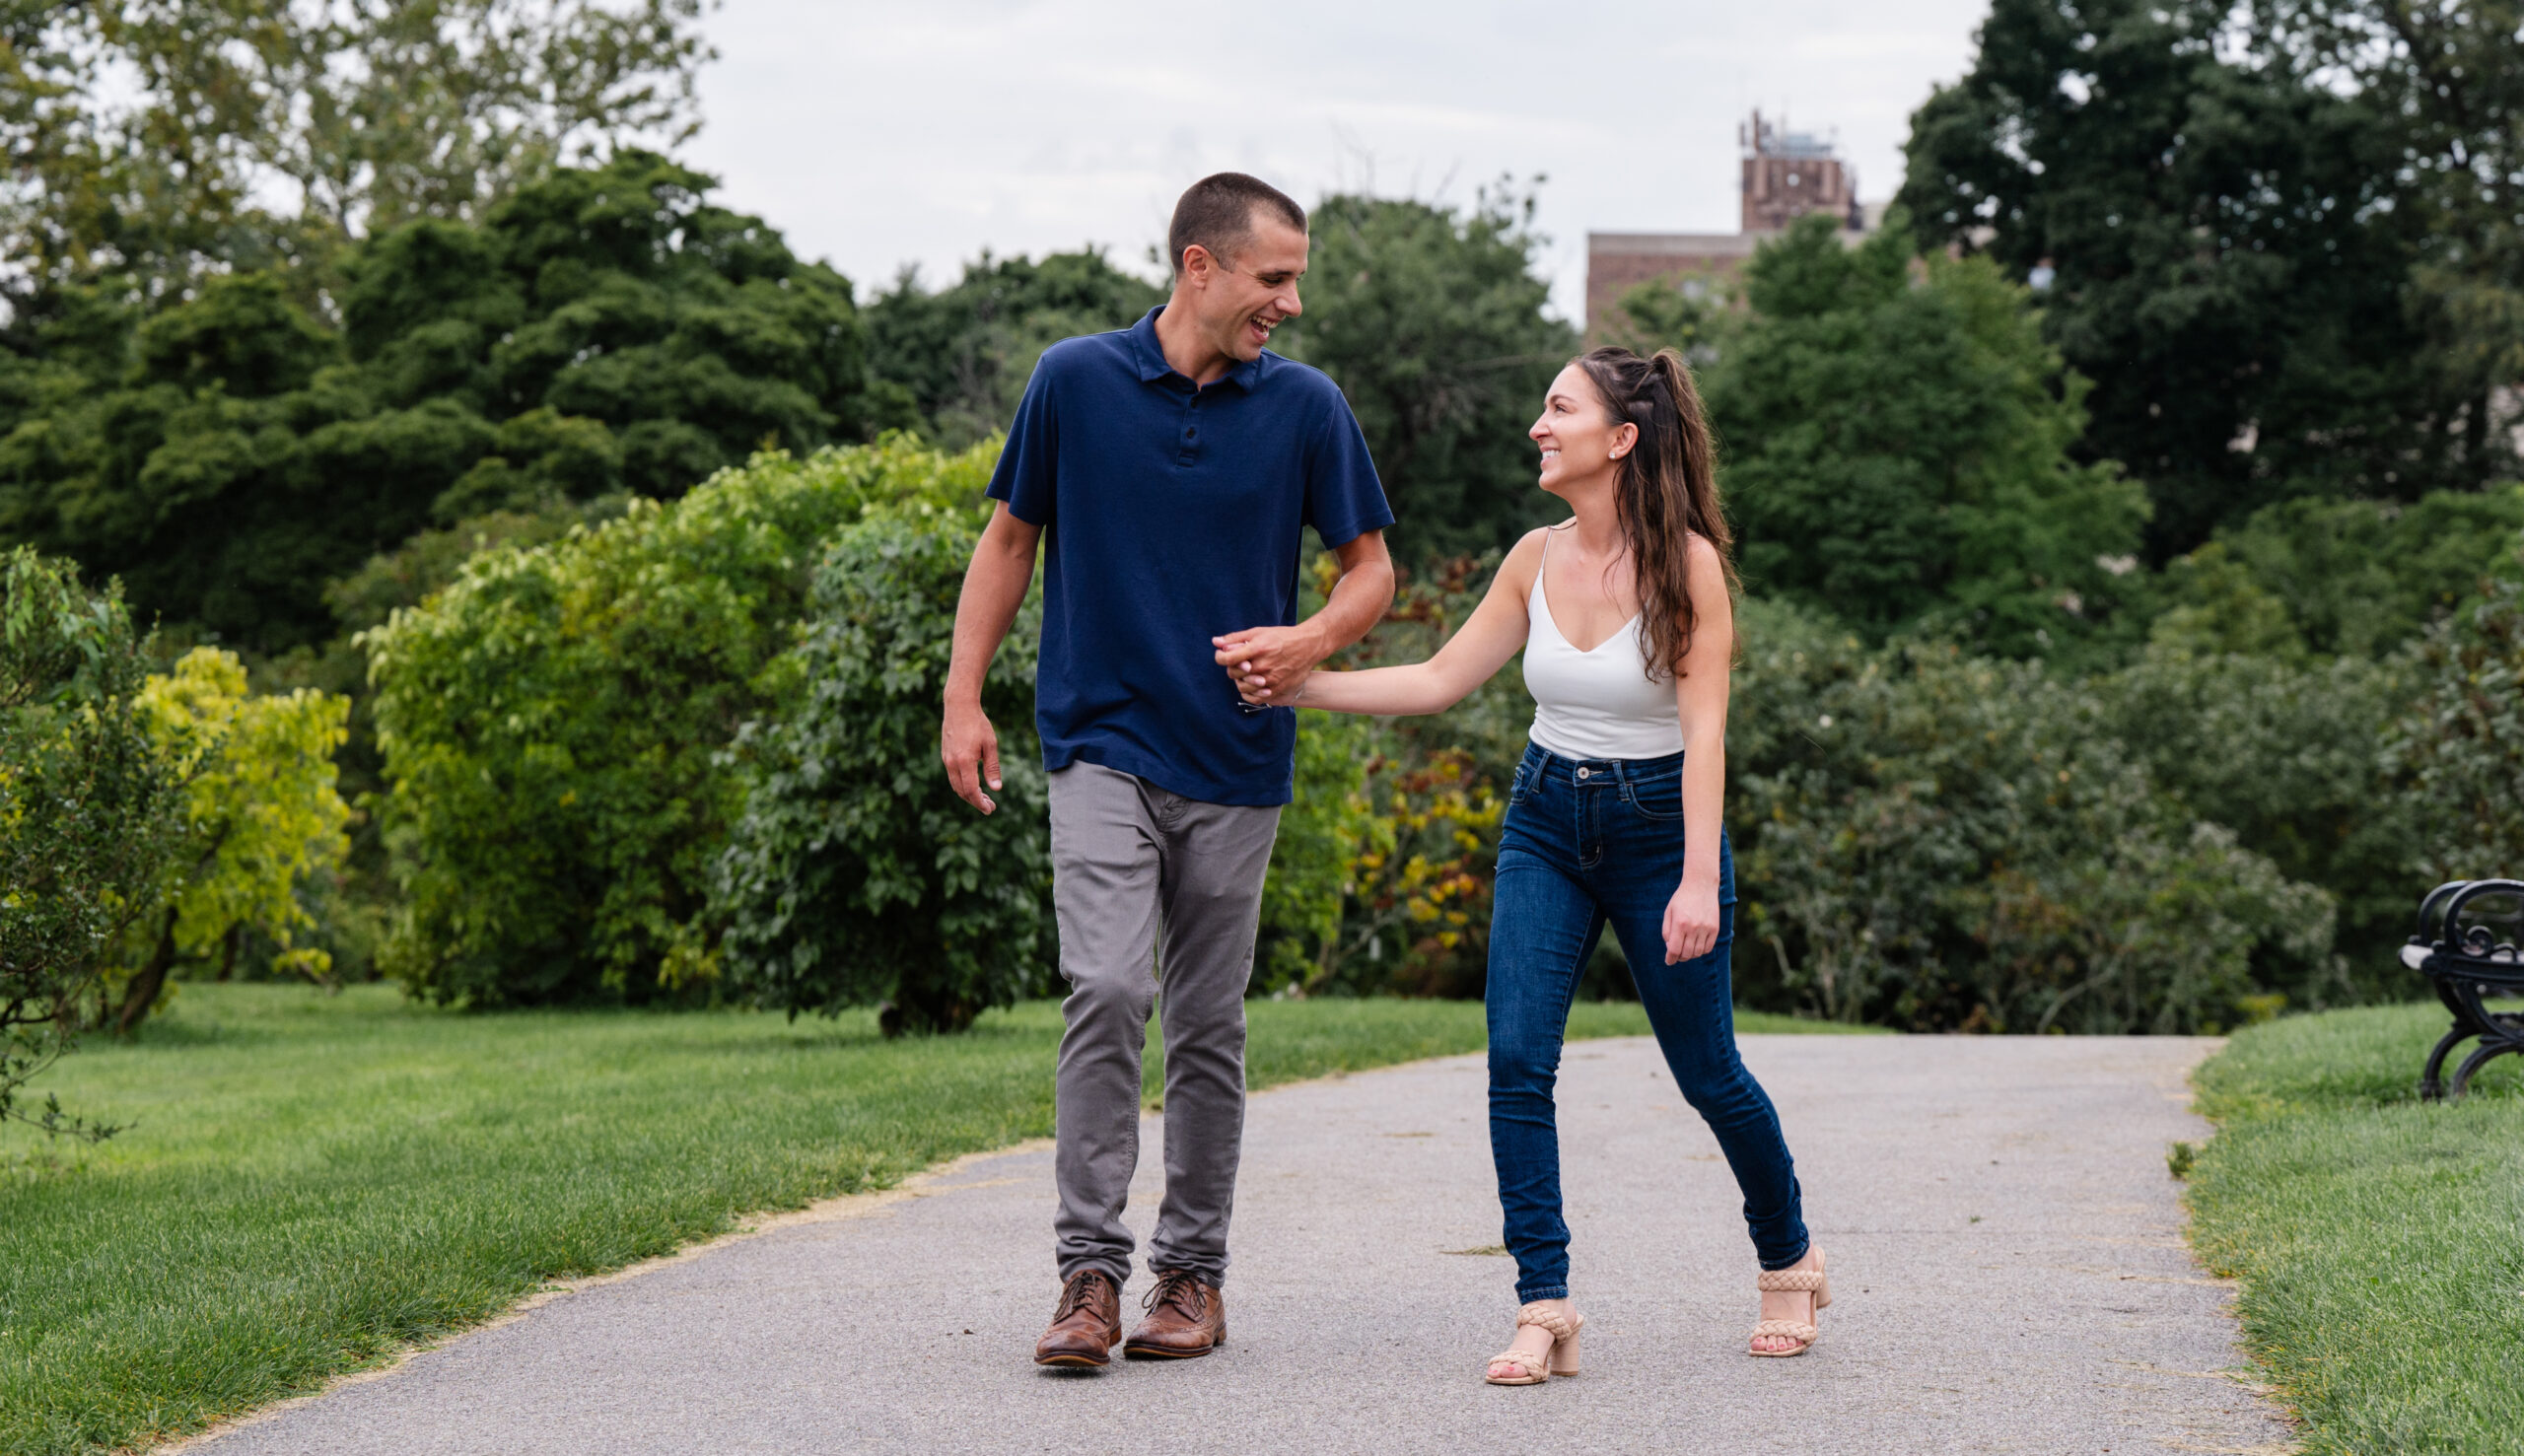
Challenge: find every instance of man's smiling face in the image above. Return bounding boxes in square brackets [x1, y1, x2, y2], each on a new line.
[1188, 212, 1307, 364]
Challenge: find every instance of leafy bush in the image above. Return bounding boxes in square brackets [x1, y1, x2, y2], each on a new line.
[1252, 708, 1375, 996]
[711, 509, 1050, 1034]
[367, 438, 995, 1007]
[103, 649, 353, 1033]
[1263, 555, 1524, 1000]
[0, 548, 182, 1135]
[2394, 532, 2524, 882]
[1726, 601, 2338, 1031]
[1311, 744, 1502, 999]
[2150, 487, 2524, 659]
[2102, 644, 2421, 981]
[1254, 724, 1504, 1003]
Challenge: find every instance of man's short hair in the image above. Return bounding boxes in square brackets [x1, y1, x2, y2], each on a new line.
[1167, 173, 1306, 277]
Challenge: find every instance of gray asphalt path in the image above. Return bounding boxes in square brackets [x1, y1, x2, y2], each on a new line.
[181, 1035, 2293, 1455]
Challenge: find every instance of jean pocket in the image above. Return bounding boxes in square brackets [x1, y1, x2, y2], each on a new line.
[1625, 771, 1685, 820]
[1507, 762, 1534, 806]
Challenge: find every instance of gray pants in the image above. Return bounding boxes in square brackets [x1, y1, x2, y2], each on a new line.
[1048, 761, 1281, 1290]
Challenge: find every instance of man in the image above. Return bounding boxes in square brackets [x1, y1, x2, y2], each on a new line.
[941, 172, 1395, 1368]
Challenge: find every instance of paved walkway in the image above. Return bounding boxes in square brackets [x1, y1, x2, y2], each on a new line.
[183, 1036, 2293, 1455]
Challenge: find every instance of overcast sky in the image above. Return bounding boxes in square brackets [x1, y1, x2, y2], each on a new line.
[682, 0, 1996, 322]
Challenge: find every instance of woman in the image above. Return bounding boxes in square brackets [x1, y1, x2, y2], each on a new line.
[1222, 346, 1826, 1381]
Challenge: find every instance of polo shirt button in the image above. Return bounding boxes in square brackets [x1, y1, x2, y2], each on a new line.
[1185, 429, 1197, 439]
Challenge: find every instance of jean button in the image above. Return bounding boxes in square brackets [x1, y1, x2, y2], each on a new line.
[1575, 767, 1590, 780]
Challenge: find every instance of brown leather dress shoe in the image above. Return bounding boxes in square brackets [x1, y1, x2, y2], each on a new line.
[1034, 1269, 1123, 1367]
[1123, 1269, 1226, 1359]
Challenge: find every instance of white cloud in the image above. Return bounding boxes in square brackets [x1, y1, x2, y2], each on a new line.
[682, 0, 1991, 316]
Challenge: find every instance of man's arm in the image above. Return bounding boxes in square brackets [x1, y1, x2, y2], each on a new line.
[942, 503, 1044, 814]
[1211, 529, 1395, 703]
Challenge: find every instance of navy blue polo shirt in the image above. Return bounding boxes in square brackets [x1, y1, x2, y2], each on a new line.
[987, 306, 1392, 806]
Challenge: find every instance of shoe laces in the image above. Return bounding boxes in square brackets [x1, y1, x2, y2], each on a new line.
[1054, 1270, 1109, 1321]
[1142, 1269, 1207, 1321]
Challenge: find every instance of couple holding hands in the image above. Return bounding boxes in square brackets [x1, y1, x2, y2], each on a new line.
[940, 173, 1824, 1385]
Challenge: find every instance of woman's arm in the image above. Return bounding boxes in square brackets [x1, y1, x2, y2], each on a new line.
[1227, 528, 1547, 718]
[1660, 535, 1734, 964]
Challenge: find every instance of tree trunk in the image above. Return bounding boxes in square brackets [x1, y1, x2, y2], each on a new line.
[114, 907, 180, 1036]
[216, 924, 241, 982]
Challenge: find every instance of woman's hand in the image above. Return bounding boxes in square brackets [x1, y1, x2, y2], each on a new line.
[1661, 877, 1721, 964]
[1228, 664, 1284, 706]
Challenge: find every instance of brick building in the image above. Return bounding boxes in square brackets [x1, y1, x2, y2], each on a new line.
[1739, 109, 1859, 234]
[1586, 109, 1874, 333]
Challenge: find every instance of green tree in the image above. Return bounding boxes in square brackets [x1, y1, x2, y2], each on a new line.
[2393, 531, 2524, 882]
[0, 0, 713, 309]
[865, 249, 1164, 449]
[0, 548, 182, 1136]
[1898, 0, 2478, 554]
[1696, 215, 2148, 659]
[711, 509, 1049, 1034]
[0, 153, 882, 653]
[2249, 0, 2524, 465]
[366, 437, 995, 1008]
[105, 648, 353, 1033]
[1274, 186, 1578, 565]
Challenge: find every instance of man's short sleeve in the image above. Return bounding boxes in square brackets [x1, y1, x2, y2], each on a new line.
[1302, 391, 1394, 547]
[986, 358, 1058, 525]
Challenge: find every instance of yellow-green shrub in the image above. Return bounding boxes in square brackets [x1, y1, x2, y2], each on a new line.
[105, 648, 353, 1031]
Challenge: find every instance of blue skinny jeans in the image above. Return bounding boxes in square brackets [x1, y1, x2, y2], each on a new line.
[1487, 743, 1808, 1302]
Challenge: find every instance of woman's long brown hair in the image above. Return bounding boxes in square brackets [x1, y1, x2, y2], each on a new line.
[1572, 345, 1737, 680]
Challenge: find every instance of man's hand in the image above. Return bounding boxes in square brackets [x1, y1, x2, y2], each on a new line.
[940, 504, 1039, 814]
[1212, 624, 1325, 704]
[942, 697, 1003, 813]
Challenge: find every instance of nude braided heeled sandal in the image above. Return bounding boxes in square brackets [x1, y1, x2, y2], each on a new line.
[1484, 1302, 1583, 1385]
[1749, 1249, 1830, 1357]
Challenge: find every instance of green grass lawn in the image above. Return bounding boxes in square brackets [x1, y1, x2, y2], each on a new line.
[2187, 1003, 2524, 1454]
[0, 984, 1860, 1456]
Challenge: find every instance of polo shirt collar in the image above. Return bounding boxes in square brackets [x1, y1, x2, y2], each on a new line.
[1129, 306, 1266, 391]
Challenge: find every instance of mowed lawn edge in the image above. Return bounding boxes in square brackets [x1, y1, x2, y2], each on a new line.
[1, 985, 1874, 1456]
[2184, 1003, 2524, 1455]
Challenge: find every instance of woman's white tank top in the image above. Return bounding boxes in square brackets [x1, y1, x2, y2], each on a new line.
[1521, 528, 1685, 761]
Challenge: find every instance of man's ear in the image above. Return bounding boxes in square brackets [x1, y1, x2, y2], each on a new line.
[1177, 243, 1214, 288]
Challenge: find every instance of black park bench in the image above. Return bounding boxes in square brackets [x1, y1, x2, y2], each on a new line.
[2405, 878, 2524, 1101]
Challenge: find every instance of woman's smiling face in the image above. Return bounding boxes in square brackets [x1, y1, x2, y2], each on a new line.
[1529, 363, 1633, 498]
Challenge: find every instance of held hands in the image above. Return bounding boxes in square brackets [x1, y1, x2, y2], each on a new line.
[1662, 877, 1722, 964]
[1213, 625, 1321, 706]
[941, 698, 1002, 814]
